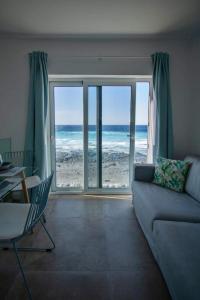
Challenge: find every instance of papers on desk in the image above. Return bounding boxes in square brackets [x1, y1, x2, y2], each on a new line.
[0, 177, 22, 200]
[0, 167, 26, 177]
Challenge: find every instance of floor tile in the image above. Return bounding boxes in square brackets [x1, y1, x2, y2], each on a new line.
[6, 271, 111, 300]
[110, 269, 170, 300]
[1, 197, 171, 300]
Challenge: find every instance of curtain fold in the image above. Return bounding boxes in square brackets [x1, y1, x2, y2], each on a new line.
[151, 52, 173, 160]
[24, 51, 48, 179]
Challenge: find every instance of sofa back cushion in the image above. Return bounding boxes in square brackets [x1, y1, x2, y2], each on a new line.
[185, 156, 200, 202]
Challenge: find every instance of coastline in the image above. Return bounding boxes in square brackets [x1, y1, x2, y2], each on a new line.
[56, 149, 147, 188]
[55, 125, 148, 188]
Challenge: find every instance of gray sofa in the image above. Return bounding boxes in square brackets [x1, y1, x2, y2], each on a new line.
[133, 155, 200, 300]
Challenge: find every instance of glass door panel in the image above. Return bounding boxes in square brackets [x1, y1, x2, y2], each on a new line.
[102, 86, 131, 188]
[134, 82, 150, 163]
[53, 86, 84, 189]
[88, 87, 98, 188]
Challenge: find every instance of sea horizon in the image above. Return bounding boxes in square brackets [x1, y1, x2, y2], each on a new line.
[55, 124, 147, 131]
[55, 124, 148, 187]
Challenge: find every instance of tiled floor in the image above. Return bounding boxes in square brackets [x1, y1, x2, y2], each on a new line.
[0, 195, 171, 300]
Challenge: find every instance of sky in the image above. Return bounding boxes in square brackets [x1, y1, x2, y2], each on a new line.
[54, 83, 149, 125]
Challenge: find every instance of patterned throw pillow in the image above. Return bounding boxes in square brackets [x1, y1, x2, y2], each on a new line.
[153, 157, 191, 192]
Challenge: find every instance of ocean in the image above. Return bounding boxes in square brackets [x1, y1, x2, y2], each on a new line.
[55, 125, 148, 187]
[55, 125, 148, 161]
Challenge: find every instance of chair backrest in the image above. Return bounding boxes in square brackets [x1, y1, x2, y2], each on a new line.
[23, 173, 53, 234]
[1, 150, 35, 176]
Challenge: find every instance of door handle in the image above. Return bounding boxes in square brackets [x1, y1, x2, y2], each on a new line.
[50, 136, 55, 144]
[127, 134, 135, 140]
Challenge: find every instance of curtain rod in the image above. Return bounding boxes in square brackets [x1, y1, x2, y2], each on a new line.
[54, 55, 151, 61]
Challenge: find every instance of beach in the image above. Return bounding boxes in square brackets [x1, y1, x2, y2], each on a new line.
[55, 125, 148, 188]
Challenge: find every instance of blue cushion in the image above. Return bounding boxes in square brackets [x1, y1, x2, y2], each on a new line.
[134, 164, 155, 182]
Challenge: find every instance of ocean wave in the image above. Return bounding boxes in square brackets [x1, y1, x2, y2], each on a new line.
[56, 147, 147, 162]
[55, 127, 148, 164]
[56, 138, 147, 151]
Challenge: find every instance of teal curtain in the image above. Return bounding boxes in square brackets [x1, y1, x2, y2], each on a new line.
[24, 52, 48, 179]
[151, 52, 173, 160]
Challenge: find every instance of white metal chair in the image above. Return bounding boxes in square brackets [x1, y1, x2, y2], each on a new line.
[0, 173, 55, 300]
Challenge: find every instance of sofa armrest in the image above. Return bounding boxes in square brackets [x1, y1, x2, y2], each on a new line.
[134, 164, 155, 182]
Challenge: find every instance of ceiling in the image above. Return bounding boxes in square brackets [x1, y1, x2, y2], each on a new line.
[0, 0, 200, 37]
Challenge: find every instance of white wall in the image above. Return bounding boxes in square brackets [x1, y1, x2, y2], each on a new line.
[189, 38, 200, 155]
[0, 36, 196, 158]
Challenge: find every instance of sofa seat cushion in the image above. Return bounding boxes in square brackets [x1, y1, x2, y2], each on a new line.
[154, 221, 200, 300]
[133, 181, 200, 234]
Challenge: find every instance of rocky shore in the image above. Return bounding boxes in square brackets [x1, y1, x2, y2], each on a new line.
[56, 149, 147, 188]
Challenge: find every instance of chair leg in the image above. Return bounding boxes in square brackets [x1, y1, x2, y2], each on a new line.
[16, 220, 55, 252]
[42, 213, 46, 223]
[12, 241, 32, 300]
[40, 219, 55, 251]
[2, 221, 55, 253]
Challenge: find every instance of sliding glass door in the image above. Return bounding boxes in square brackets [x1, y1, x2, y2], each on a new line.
[50, 79, 151, 193]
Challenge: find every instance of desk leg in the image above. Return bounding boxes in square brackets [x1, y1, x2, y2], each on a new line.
[21, 171, 30, 203]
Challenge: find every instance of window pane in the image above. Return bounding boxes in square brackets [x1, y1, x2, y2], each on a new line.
[102, 86, 131, 188]
[54, 86, 83, 188]
[88, 87, 98, 188]
[135, 82, 149, 163]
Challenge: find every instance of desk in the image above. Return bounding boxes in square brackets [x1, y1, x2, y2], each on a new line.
[0, 167, 30, 203]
